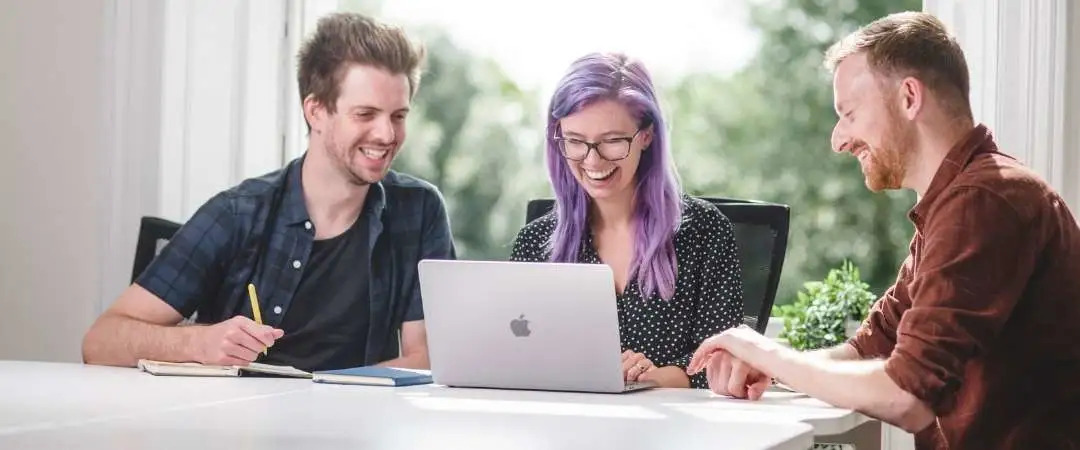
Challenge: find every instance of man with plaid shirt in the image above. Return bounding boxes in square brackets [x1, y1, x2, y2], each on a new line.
[82, 13, 454, 372]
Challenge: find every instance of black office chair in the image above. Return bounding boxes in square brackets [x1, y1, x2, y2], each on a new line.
[524, 197, 789, 334]
[131, 216, 183, 283]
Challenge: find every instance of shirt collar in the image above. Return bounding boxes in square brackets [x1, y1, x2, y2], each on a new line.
[280, 156, 310, 226]
[279, 154, 389, 226]
[908, 123, 997, 227]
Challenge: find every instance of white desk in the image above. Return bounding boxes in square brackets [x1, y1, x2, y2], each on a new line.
[0, 361, 870, 449]
[0, 361, 306, 434]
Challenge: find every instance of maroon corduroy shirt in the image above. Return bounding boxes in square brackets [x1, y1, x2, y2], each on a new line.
[848, 124, 1080, 449]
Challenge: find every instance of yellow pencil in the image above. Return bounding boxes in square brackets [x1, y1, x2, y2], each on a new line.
[247, 283, 266, 355]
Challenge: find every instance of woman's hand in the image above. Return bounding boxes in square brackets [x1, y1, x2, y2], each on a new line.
[621, 350, 655, 382]
[639, 366, 691, 388]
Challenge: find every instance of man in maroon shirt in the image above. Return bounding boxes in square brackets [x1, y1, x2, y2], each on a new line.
[687, 11, 1080, 449]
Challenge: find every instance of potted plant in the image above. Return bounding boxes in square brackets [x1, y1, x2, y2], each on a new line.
[772, 261, 876, 351]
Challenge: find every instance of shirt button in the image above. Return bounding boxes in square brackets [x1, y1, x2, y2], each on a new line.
[273, 306, 283, 314]
[304, 221, 312, 230]
[292, 260, 302, 269]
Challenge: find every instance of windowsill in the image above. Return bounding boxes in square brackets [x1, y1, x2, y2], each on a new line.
[764, 316, 785, 339]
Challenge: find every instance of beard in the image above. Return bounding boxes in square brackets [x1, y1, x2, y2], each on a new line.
[325, 130, 393, 187]
[861, 107, 914, 192]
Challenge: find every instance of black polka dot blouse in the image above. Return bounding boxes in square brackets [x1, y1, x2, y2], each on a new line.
[509, 196, 745, 388]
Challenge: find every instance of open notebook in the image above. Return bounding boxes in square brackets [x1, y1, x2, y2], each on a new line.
[137, 359, 312, 378]
[136, 359, 432, 386]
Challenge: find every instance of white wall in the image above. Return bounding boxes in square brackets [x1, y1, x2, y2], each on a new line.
[0, 0, 286, 362]
[0, 0, 131, 362]
[101, 0, 169, 316]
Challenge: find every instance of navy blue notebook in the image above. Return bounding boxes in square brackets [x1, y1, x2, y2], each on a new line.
[311, 367, 433, 387]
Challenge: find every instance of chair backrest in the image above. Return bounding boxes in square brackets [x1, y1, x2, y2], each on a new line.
[131, 216, 183, 283]
[524, 197, 789, 333]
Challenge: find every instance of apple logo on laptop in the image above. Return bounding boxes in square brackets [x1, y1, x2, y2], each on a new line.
[510, 314, 531, 337]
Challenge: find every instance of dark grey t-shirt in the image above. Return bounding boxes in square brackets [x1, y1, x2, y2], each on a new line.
[261, 213, 371, 372]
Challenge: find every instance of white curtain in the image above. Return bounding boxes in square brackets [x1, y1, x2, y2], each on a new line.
[156, 0, 290, 221]
[925, 0, 1080, 213]
[102, 0, 290, 313]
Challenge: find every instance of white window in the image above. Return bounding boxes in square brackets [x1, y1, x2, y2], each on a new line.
[286, 0, 763, 260]
[156, 0, 292, 221]
[926, 0, 1080, 211]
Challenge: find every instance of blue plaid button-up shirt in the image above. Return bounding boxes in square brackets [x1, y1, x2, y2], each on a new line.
[136, 155, 456, 364]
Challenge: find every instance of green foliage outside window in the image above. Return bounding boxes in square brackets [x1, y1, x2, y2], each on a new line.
[343, 0, 921, 307]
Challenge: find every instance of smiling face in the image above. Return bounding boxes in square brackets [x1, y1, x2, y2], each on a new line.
[830, 53, 916, 192]
[306, 63, 411, 186]
[556, 99, 653, 202]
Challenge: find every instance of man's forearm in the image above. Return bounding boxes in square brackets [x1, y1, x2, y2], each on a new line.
[807, 343, 861, 361]
[377, 352, 429, 370]
[82, 315, 197, 367]
[644, 366, 691, 388]
[756, 349, 934, 432]
[767, 352, 884, 410]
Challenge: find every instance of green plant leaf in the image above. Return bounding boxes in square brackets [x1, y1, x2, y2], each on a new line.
[778, 259, 877, 350]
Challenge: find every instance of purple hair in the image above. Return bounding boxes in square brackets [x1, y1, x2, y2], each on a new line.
[545, 52, 683, 301]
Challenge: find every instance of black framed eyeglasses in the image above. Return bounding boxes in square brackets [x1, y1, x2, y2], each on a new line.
[553, 128, 643, 162]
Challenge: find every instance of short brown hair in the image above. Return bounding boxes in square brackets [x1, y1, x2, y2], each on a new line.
[824, 11, 971, 119]
[297, 12, 425, 121]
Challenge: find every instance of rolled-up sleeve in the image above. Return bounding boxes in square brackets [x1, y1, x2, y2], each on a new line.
[884, 187, 1036, 415]
[135, 192, 239, 318]
[848, 250, 912, 359]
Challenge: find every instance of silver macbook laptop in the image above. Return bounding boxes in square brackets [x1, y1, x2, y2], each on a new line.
[418, 259, 655, 393]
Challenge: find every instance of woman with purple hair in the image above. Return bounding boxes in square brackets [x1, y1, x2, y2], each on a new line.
[510, 52, 745, 389]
